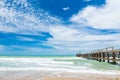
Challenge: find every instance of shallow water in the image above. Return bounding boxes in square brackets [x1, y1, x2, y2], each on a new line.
[0, 56, 120, 74]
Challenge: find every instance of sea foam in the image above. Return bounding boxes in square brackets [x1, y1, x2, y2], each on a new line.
[0, 57, 120, 75]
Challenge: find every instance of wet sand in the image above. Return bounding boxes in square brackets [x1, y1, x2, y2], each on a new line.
[0, 70, 120, 80]
[44, 78, 120, 80]
[44, 73, 120, 80]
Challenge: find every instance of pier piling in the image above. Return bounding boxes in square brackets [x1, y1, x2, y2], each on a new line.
[76, 47, 120, 65]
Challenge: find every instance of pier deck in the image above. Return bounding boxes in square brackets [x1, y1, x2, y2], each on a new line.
[77, 47, 120, 64]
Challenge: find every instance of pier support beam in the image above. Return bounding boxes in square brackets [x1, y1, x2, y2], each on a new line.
[96, 53, 98, 61]
[92, 54, 94, 60]
[99, 53, 101, 62]
[112, 52, 116, 64]
[118, 52, 120, 58]
[102, 53, 105, 62]
[107, 52, 109, 63]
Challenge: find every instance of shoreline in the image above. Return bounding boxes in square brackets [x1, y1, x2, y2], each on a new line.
[0, 70, 120, 80]
[0, 57, 120, 80]
[0, 68, 120, 75]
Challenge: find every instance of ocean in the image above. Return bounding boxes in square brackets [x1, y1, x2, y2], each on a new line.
[0, 56, 120, 74]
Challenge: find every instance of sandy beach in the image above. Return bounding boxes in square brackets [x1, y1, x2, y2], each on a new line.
[0, 57, 120, 80]
[0, 70, 120, 80]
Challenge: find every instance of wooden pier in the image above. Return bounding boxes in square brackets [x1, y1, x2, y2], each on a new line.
[76, 47, 120, 64]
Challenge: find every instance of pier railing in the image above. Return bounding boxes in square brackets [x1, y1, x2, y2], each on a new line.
[76, 47, 120, 64]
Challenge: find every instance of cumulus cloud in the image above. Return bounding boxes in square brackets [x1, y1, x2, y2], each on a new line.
[70, 0, 120, 29]
[43, 25, 120, 52]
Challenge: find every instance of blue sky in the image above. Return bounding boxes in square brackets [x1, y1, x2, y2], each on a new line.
[0, 0, 120, 55]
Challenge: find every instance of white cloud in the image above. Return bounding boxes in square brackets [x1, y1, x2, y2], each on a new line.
[43, 25, 120, 52]
[1, 0, 120, 53]
[0, 0, 60, 34]
[70, 0, 120, 29]
[63, 7, 70, 11]
[17, 36, 35, 41]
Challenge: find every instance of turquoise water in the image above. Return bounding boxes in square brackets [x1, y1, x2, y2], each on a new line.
[0, 56, 120, 74]
[55, 58, 120, 71]
[0, 55, 74, 58]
